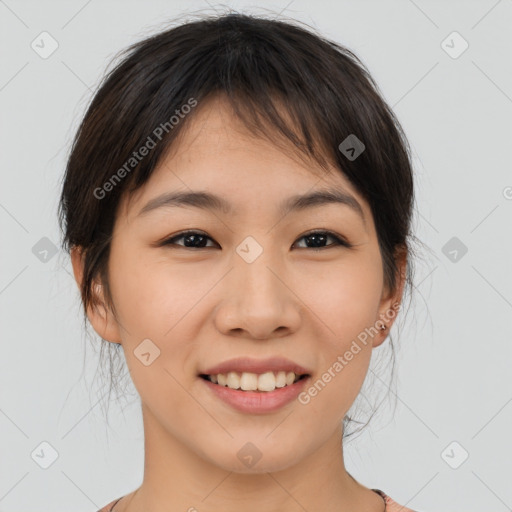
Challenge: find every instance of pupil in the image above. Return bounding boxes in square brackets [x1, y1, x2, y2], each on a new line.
[185, 234, 206, 247]
[308, 234, 326, 247]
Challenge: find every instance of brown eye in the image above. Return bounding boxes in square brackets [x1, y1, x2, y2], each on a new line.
[161, 231, 217, 249]
[293, 230, 351, 250]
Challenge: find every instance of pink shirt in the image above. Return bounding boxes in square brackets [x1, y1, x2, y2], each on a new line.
[97, 489, 418, 511]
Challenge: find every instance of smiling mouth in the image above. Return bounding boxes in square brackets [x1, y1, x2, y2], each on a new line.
[199, 371, 310, 393]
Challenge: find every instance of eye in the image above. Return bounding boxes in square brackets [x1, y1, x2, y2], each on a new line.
[160, 229, 351, 251]
[293, 230, 352, 251]
[161, 230, 218, 249]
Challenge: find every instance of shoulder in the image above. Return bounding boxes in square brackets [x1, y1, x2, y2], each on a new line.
[96, 497, 123, 512]
[372, 489, 420, 512]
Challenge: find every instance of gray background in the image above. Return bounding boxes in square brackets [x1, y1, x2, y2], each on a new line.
[1, 1, 511, 511]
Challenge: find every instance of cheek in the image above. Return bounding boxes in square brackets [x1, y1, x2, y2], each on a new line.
[107, 248, 200, 417]
[300, 250, 384, 342]
[297, 252, 383, 407]
[107, 242, 207, 387]
[108, 242, 203, 339]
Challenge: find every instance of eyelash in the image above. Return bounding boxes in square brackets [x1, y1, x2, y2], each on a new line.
[160, 229, 352, 251]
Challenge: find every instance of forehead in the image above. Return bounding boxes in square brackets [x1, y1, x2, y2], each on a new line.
[122, 96, 371, 225]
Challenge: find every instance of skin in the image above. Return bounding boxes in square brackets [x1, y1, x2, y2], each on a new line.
[72, 95, 406, 512]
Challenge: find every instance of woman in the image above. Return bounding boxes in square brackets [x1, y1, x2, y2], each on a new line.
[59, 11, 420, 512]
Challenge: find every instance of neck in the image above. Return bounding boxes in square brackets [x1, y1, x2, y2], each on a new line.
[116, 403, 385, 512]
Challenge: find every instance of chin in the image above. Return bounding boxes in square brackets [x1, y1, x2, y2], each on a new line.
[200, 439, 306, 474]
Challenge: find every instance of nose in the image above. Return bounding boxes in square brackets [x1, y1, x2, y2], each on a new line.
[213, 253, 302, 341]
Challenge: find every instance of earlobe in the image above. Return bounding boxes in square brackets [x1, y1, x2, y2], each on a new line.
[373, 248, 407, 348]
[372, 302, 399, 348]
[70, 246, 122, 344]
[87, 283, 123, 344]
[372, 322, 389, 348]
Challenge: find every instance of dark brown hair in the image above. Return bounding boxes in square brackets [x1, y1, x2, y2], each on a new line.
[59, 10, 420, 435]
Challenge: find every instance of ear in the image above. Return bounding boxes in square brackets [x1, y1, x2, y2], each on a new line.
[372, 246, 407, 348]
[70, 246, 122, 344]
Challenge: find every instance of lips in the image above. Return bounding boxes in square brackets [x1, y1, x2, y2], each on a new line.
[198, 356, 312, 413]
[199, 356, 311, 377]
[199, 372, 311, 413]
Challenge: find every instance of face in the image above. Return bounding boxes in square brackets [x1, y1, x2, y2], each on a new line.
[73, 96, 404, 474]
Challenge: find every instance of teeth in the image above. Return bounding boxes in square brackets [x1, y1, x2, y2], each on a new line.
[258, 371, 278, 391]
[227, 371, 242, 389]
[275, 371, 287, 388]
[206, 371, 302, 392]
[240, 371, 258, 391]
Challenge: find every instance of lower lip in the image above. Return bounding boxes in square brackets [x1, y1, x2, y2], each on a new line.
[200, 376, 310, 414]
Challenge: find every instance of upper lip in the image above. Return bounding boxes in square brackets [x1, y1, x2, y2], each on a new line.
[200, 357, 311, 376]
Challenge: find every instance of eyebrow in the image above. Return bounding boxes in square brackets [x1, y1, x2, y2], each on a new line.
[137, 187, 365, 223]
